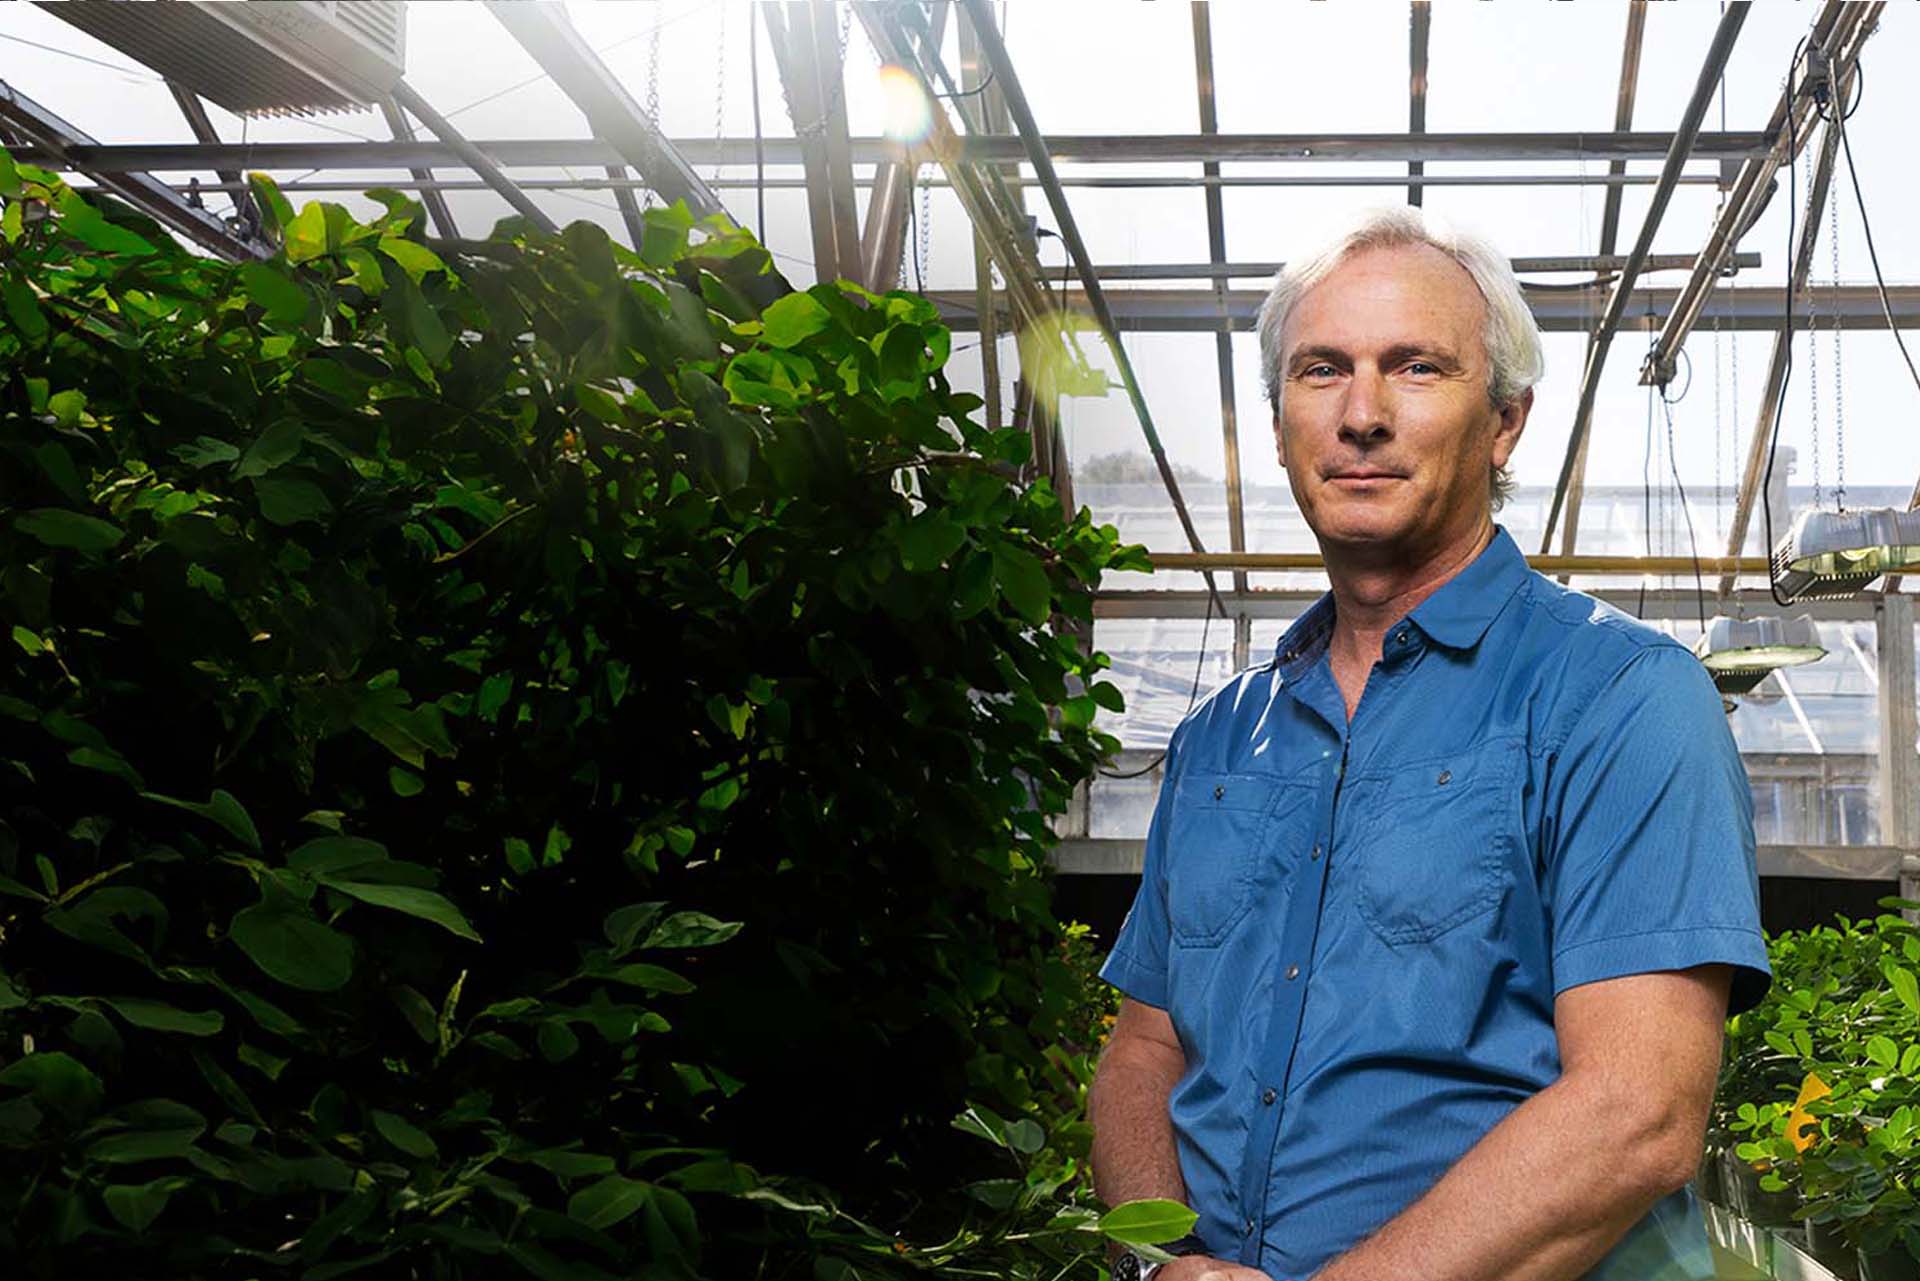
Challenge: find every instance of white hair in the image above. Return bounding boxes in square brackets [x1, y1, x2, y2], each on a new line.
[1255, 207, 1545, 505]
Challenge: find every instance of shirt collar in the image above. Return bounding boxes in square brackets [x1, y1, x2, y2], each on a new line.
[1271, 525, 1528, 670]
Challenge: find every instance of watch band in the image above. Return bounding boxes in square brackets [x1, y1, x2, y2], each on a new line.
[1117, 1232, 1211, 1280]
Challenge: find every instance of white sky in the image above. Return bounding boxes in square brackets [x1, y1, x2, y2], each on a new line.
[9, 0, 1920, 549]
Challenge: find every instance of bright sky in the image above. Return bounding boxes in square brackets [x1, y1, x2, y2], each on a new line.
[9, 0, 1920, 550]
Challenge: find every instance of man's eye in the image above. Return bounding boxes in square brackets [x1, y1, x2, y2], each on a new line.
[1301, 364, 1338, 379]
[1405, 361, 1439, 376]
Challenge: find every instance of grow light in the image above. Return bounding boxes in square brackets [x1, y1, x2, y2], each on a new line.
[1771, 507, 1920, 601]
[1693, 613, 1826, 697]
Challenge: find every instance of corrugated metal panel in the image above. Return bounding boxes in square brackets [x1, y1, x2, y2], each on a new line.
[41, 1, 402, 119]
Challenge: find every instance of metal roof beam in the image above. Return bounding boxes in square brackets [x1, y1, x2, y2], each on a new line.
[0, 78, 270, 260]
[1555, 0, 1648, 564]
[1641, 1, 1877, 387]
[1089, 252, 1758, 282]
[377, 98, 459, 240]
[388, 81, 556, 234]
[926, 282, 1920, 333]
[484, 0, 722, 222]
[165, 82, 255, 233]
[762, 1, 864, 282]
[16, 131, 1775, 174]
[955, 0, 1223, 615]
[1538, 2, 1748, 554]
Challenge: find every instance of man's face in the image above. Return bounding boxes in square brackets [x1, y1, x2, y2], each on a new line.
[1273, 243, 1530, 560]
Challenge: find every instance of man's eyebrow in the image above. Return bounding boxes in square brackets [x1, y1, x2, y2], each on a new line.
[1288, 342, 1465, 372]
[1286, 345, 1349, 370]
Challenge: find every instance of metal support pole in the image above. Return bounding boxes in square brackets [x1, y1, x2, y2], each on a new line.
[389, 81, 556, 234]
[165, 82, 256, 233]
[378, 97, 459, 240]
[1877, 596, 1920, 914]
[485, 0, 723, 221]
[956, 0, 1224, 617]
[1717, 110, 1843, 595]
[763, 1, 863, 283]
[1408, 2, 1430, 207]
[1556, 0, 1647, 566]
[1538, 2, 1748, 554]
[0, 78, 269, 260]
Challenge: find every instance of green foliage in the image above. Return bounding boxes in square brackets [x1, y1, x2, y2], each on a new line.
[0, 164, 1149, 1276]
[1716, 902, 1920, 1260]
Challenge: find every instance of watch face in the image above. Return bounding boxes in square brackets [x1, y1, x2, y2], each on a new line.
[1113, 1253, 1142, 1281]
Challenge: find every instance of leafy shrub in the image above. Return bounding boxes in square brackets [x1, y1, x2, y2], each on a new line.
[1718, 903, 1920, 1260]
[0, 156, 1146, 1277]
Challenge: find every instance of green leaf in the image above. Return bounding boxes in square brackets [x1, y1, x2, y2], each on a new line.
[143, 788, 261, 851]
[377, 235, 443, 280]
[1003, 1117, 1045, 1154]
[1090, 681, 1127, 713]
[235, 418, 306, 478]
[319, 879, 481, 942]
[1889, 965, 1920, 1015]
[1869, 1035, 1900, 1069]
[171, 436, 241, 468]
[567, 1174, 653, 1231]
[11, 624, 45, 656]
[760, 292, 832, 348]
[253, 474, 333, 526]
[991, 543, 1052, 625]
[1901, 1044, 1920, 1077]
[899, 511, 968, 572]
[639, 202, 694, 267]
[371, 1109, 438, 1159]
[229, 904, 354, 991]
[603, 902, 666, 954]
[288, 836, 387, 876]
[101, 997, 224, 1037]
[0, 1052, 103, 1121]
[103, 1177, 186, 1232]
[284, 203, 330, 263]
[522, 1149, 617, 1180]
[2, 276, 46, 340]
[645, 911, 742, 950]
[239, 261, 309, 326]
[54, 187, 157, 255]
[87, 1125, 203, 1164]
[15, 508, 124, 554]
[537, 1020, 579, 1063]
[1097, 1198, 1201, 1247]
[603, 963, 695, 994]
[389, 766, 424, 797]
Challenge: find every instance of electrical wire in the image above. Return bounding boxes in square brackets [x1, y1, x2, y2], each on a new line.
[1097, 591, 1215, 780]
[1833, 99, 1920, 408]
[1760, 36, 1810, 609]
[749, 0, 766, 242]
[1662, 394, 1710, 634]
[0, 31, 159, 80]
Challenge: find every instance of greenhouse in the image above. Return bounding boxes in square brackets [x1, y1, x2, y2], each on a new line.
[7, 0, 1920, 1277]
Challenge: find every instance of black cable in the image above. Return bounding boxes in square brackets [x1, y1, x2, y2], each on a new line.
[1097, 590, 1216, 780]
[908, 165, 926, 294]
[1639, 378, 1655, 621]
[1834, 99, 1920, 408]
[749, 0, 766, 243]
[1659, 347, 1694, 406]
[1662, 394, 1710, 634]
[1761, 38, 1809, 609]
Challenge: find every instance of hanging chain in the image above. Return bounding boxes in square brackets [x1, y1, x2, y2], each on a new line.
[643, 8, 664, 209]
[1804, 145, 1822, 510]
[773, 3, 859, 141]
[917, 162, 933, 284]
[1831, 185, 1847, 510]
[1713, 314, 1724, 541]
[712, 1, 728, 181]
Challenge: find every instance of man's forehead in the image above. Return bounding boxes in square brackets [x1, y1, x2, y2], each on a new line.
[1285, 242, 1488, 349]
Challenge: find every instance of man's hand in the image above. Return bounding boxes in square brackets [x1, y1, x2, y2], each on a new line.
[1157, 1258, 1273, 1281]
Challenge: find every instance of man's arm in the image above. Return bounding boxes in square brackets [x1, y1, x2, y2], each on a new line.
[1309, 964, 1730, 1281]
[1090, 998, 1271, 1281]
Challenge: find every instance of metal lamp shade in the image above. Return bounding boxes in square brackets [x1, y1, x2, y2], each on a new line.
[1693, 613, 1826, 697]
[1771, 507, 1920, 601]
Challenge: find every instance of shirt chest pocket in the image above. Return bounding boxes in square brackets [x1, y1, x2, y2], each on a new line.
[1164, 772, 1307, 946]
[1344, 743, 1520, 946]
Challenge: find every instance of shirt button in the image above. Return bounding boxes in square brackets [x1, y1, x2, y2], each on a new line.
[1310, 843, 1322, 861]
[1437, 769, 1452, 786]
[1395, 630, 1409, 644]
[1213, 784, 1225, 800]
[1261, 1087, 1277, 1105]
[1285, 964, 1300, 981]
[1244, 1217, 1257, 1236]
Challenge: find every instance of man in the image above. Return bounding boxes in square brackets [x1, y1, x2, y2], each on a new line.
[1089, 207, 1770, 1281]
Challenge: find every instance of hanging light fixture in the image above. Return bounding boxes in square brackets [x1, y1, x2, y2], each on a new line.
[1693, 613, 1827, 696]
[1772, 507, 1920, 601]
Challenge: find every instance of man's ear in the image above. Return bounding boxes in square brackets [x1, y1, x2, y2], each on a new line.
[1273, 405, 1289, 470]
[1491, 387, 1533, 469]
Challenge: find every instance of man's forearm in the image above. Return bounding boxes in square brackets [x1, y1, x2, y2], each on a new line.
[1308, 1072, 1694, 1281]
[1089, 1038, 1189, 1210]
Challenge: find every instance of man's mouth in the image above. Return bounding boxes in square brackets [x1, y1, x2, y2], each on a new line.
[1327, 469, 1404, 482]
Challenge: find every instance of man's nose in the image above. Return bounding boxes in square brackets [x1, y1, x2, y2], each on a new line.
[1338, 368, 1393, 447]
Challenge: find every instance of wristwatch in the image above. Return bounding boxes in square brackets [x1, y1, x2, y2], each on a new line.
[1113, 1233, 1211, 1281]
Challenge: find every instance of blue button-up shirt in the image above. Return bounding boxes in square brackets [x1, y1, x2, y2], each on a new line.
[1101, 528, 1771, 1280]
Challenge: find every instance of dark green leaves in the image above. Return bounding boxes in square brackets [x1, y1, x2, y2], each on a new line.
[567, 1175, 653, 1231]
[15, 508, 124, 554]
[323, 881, 480, 943]
[899, 511, 968, 572]
[143, 788, 261, 852]
[229, 903, 355, 991]
[991, 543, 1052, 625]
[759, 293, 832, 349]
[239, 261, 310, 326]
[252, 474, 333, 525]
[2, 276, 46, 339]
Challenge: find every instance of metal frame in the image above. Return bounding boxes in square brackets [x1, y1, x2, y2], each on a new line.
[1537, 1, 1748, 556]
[389, 81, 556, 234]
[0, 78, 270, 260]
[165, 82, 255, 234]
[378, 97, 459, 240]
[761, 1, 863, 281]
[1407, 1, 1430, 208]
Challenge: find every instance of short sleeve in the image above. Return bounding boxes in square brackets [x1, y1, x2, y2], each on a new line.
[1099, 733, 1184, 1010]
[1544, 644, 1772, 1015]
